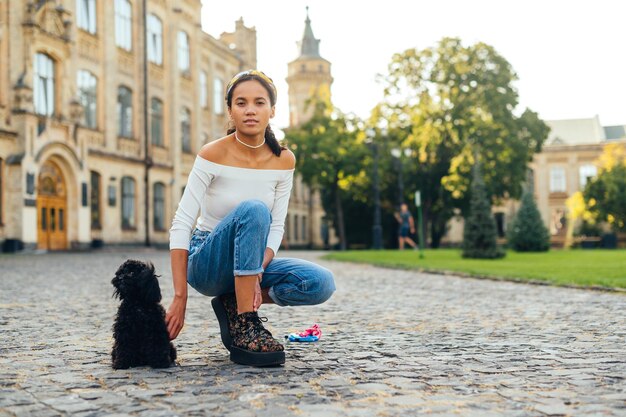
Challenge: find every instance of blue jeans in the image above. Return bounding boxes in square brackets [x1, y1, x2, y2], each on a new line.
[187, 200, 336, 306]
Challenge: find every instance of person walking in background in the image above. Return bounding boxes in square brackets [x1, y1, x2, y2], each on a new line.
[166, 70, 335, 367]
[394, 203, 418, 250]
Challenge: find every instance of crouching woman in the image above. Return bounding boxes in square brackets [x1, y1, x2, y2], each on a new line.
[165, 70, 335, 366]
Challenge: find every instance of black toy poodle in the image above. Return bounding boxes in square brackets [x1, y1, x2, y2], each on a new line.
[111, 259, 176, 369]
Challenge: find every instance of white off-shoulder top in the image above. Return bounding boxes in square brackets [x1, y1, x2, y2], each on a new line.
[169, 156, 294, 255]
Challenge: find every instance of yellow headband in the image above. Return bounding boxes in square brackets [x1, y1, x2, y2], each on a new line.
[225, 70, 277, 101]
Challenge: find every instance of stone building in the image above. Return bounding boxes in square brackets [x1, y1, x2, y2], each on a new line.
[283, 8, 335, 249]
[530, 117, 626, 245]
[443, 116, 626, 246]
[0, 0, 255, 251]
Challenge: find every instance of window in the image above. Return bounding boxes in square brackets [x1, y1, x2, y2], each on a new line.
[147, 14, 162, 64]
[121, 176, 135, 229]
[294, 214, 299, 241]
[213, 78, 224, 115]
[579, 165, 597, 189]
[150, 97, 163, 147]
[34, 53, 55, 116]
[90, 171, 101, 229]
[117, 86, 132, 137]
[181, 107, 191, 153]
[302, 216, 307, 241]
[115, 0, 132, 51]
[200, 71, 208, 108]
[77, 70, 97, 129]
[549, 167, 566, 193]
[153, 182, 165, 231]
[178, 31, 190, 72]
[77, 0, 97, 34]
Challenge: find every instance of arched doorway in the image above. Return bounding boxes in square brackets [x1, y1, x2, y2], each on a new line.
[37, 160, 68, 250]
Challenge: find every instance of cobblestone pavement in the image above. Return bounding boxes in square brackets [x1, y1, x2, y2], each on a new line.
[1, 249, 625, 417]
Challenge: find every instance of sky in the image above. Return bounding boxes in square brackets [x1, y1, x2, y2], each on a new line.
[201, 0, 626, 131]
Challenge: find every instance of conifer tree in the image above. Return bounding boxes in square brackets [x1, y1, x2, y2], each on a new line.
[462, 162, 505, 259]
[507, 191, 550, 252]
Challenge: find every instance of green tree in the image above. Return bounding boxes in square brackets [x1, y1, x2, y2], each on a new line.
[462, 162, 505, 259]
[583, 144, 626, 231]
[377, 37, 550, 247]
[284, 96, 368, 250]
[507, 191, 550, 251]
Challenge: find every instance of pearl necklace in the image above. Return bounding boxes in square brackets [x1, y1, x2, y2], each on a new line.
[235, 131, 266, 149]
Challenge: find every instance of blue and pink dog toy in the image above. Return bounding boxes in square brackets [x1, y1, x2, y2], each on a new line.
[286, 324, 322, 342]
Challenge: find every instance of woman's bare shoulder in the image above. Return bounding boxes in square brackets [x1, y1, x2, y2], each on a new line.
[276, 148, 296, 170]
[198, 136, 231, 163]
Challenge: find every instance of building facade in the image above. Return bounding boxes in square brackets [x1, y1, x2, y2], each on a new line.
[442, 116, 626, 246]
[0, 0, 255, 251]
[283, 9, 334, 249]
[530, 117, 626, 245]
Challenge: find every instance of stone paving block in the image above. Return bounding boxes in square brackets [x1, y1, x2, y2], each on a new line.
[534, 403, 573, 416]
[3, 403, 63, 417]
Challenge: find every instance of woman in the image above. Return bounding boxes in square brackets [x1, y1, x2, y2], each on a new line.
[166, 70, 335, 367]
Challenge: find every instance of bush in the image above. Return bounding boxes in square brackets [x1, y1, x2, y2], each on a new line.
[462, 163, 505, 259]
[507, 191, 550, 252]
[575, 220, 602, 237]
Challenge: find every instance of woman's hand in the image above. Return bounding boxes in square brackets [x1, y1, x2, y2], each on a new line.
[166, 296, 187, 340]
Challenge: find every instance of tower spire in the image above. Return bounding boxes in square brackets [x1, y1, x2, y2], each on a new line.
[298, 6, 321, 58]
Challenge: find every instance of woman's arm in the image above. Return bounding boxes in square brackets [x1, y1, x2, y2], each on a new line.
[265, 153, 296, 256]
[166, 249, 189, 340]
[167, 155, 214, 339]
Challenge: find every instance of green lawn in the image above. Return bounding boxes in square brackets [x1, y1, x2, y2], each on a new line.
[323, 249, 626, 290]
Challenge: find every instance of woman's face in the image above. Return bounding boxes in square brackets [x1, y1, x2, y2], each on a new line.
[228, 80, 275, 137]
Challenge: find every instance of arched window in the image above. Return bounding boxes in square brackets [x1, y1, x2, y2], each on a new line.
[150, 97, 163, 147]
[147, 14, 163, 64]
[77, 0, 97, 34]
[34, 53, 55, 116]
[90, 171, 101, 229]
[117, 86, 133, 137]
[153, 182, 165, 231]
[77, 70, 97, 129]
[121, 176, 135, 229]
[181, 107, 191, 153]
[178, 31, 190, 72]
[115, 0, 132, 51]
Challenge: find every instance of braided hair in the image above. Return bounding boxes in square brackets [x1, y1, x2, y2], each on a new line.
[225, 71, 285, 157]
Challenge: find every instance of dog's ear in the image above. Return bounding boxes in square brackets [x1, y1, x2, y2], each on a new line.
[139, 262, 162, 304]
[111, 273, 124, 299]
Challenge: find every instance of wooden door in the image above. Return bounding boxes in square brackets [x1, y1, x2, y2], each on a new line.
[37, 162, 68, 250]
